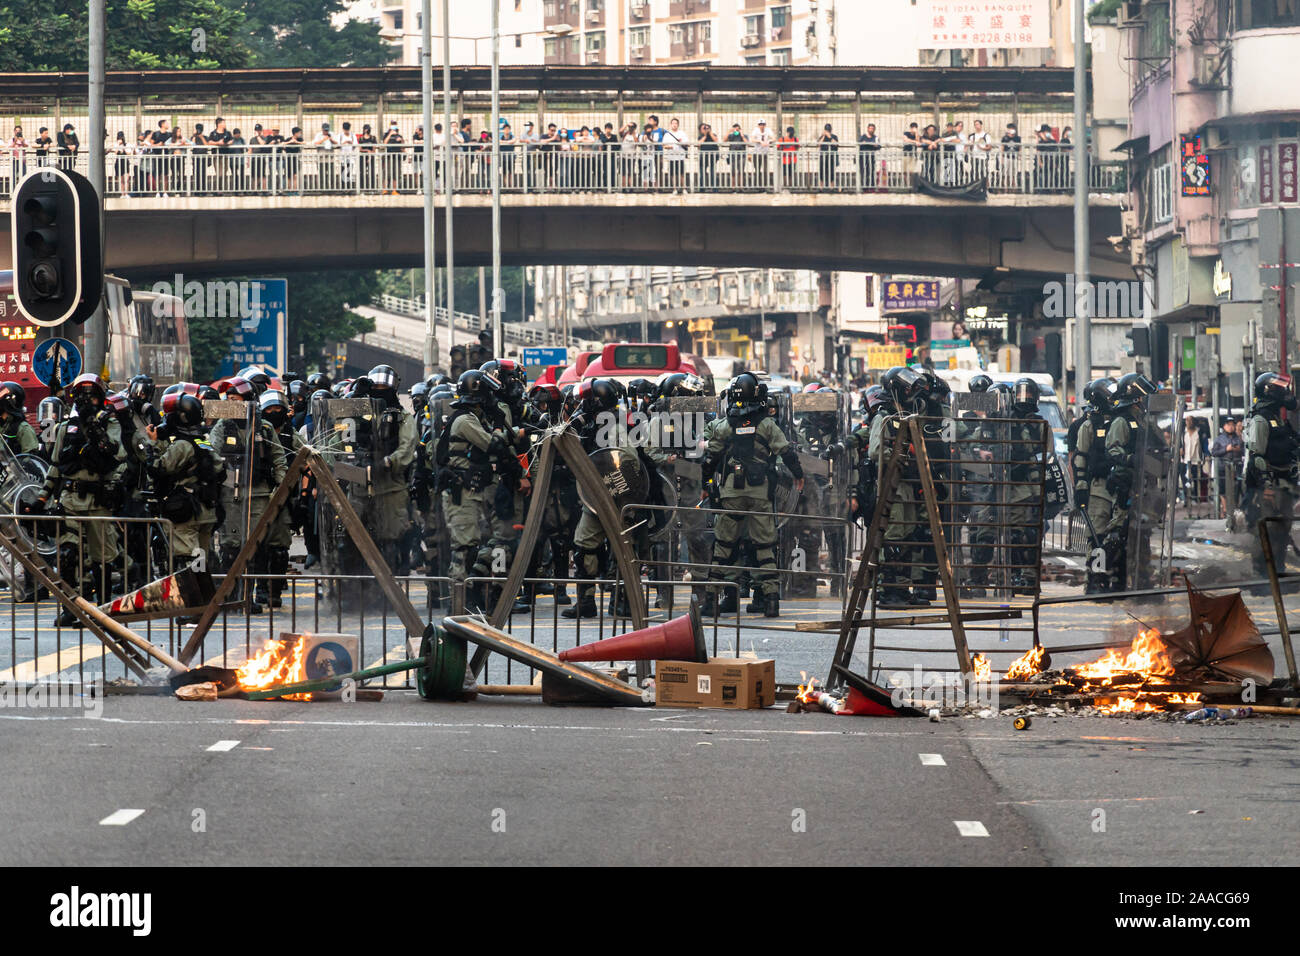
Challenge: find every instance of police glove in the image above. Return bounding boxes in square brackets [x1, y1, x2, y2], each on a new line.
[1074, 485, 1089, 508]
[20, 495, 47, 516]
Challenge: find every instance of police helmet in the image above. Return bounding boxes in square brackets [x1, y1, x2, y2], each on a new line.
[1083, 377, 1117, 412]
[70, 373, 108, 405]
[220, 376, 256, 402]
[880, 366, 927, 413]
[0, 381, 25, 417]
[528, 382, 563, 417]
[725, 372, 767, 416]
[198, 385, 219, 401]
[969, 374, 993, 394]
[127, 374, 155, 410]
[368, 364, 399, 392]
[1012, 377, 1041, 412]
[307, 372, 333, 393]
[576, 378, 620, 417]
[1113, 372, 1157, 410]
[239, 366, 272, 396]
[161, 391, 205, 429]
[37, 396, 64, 429]
[1255, 371, 1298, 410]
[258, 389, 290, 426]
[864, 384, 888, 415]
[107, 391, 130, 415]
[454, 369, 497, 407]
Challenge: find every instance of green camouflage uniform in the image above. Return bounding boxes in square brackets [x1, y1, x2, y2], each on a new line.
[1244, 405, 1300, 577]
[41, 413, 127, 593]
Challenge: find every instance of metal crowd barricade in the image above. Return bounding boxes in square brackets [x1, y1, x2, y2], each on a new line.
[2, 513, 176, 685]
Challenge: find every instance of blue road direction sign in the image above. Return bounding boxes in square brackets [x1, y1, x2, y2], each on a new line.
[32, 337, 83, 388]
[521, 346, 568, 380]
[216, 279, 288, 378]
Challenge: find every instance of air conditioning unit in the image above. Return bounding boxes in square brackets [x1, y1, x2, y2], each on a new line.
[631, 1, 648, 16]
[741, 33, 761, 47]
[1121, 209, 1140, 238]
[631, 44, 647, 58]
[587, 9, 600, 22]
[1191, 47, 1227, 87]
[586, 50, 602, 63]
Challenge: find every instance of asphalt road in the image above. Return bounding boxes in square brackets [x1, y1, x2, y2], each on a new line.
[0, 694, 1295, 866]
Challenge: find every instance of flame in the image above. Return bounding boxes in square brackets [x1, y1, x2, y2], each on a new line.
[1071, 629, 1175, 684]
[971, 654, 991, 683]
[796, 671, 820, 704]
[1005, 644, 1048, 681]
[236, 636, 313, 701]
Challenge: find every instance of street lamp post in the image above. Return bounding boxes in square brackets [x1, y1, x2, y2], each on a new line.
[442, 0, 455, 362]
[1073, 0, 1091, 408]
[490, 0, 504, 357]
[421, 0, 437, 375]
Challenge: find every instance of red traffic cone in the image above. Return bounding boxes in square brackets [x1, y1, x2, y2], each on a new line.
[559, 596, 708, 664]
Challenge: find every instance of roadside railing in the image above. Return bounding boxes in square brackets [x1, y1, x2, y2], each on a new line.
[0, 144, 1127, 200]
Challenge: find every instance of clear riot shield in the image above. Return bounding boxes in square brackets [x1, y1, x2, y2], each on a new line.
[1125, 391, 1180, 591]
[947, 390, 1013, 596]
[787, 389, 853, 596]
[314, 397, 383, 597]
[204, 399, 255, 569]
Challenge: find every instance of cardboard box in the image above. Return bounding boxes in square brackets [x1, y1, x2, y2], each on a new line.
[654, 658, 776, 710]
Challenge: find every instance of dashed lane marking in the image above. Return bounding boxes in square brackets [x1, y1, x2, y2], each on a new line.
[919, 753, 946, 766]
[954, 820, 989, 837]
[99, 808, 145, 826]
[207, 740, 241, 752]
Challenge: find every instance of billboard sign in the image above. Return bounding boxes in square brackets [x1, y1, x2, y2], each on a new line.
[922, 0, 1050, 50]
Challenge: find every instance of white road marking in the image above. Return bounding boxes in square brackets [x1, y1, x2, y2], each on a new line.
[99, 808, 145, 826]
[918, 753, 946, 766]
[207, 740, 241, 752]
[954, 820, 989, 837]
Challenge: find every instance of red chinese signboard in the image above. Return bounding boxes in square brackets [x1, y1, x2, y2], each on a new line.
[1180, 134, 1210, 196]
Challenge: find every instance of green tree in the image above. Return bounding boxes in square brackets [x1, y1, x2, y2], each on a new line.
[282, 270, 378, 372]
[238, 0, 394, 68]
[188, 309, 242, 381]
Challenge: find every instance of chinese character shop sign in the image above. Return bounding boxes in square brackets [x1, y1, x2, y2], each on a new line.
[1280, 142, 1298, 204]
[1180, 134, 1210, 196]
[883, 280, 941, 311]
[922, 0, 1050, 50]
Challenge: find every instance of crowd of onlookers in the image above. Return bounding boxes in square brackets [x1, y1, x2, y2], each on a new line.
[4, 115, 1083, 196]
[1179, 412, 1246, 516]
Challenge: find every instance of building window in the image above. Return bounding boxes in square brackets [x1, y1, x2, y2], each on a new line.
[392, 11, 402, 30]
[568, 34, 580, 55]
[589, 0, 604, 11]
[670, 25, 684, 43]
[630, 25, 649, 46]
[545, 0, 557, 16]
[515, 34, 522, 47]
[745, 54, 765, 65]
[772, 5, 789, 29]
[586, 31, 604, 52]
[1238, 0, 1300, 29]
[772, 47, 790, 65]
[545, 37, 557, 56]
[745, 14, 764, 36]
[700, 21, 711, 49]
[1137, 2, 1170, 77]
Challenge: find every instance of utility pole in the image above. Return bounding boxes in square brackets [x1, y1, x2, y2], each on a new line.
[85, 0, 107, 379]
[641, 266, 650, 342]
[442, 0, 455, 360]
[1073, 0, 1091, 408]
[490, 0, 504, 357]
[421, 0, 437, 375]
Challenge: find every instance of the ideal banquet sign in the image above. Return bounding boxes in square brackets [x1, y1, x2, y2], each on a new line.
[922, 0, 1051, 50]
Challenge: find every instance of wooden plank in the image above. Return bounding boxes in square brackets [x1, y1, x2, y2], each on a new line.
[909, 417, 974, 676]
[178, 449, 310, 665]
[796, 608, 1024, 632]
[444, 616, 652, 707]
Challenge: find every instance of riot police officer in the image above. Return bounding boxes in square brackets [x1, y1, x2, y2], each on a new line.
[146, 391, 226, 567]
[791, 384, 846, 598]
[1069, 378, 1118, 592]
[367, 365, 418, 574]
[208, 376, 287, 613]
[1006, 378, 1049, 593]
[870, 366, 929, 608]
[0, 382, 38, 455]
[1102, 372, 1159, 590]
[563, 379, 623, 619]
[257, 388, 302, 607]
[26, 374, 127, 625]
[435, 369, 519, 611]
[700, 372, 804, 618]
[1244, 371, 1300, 578]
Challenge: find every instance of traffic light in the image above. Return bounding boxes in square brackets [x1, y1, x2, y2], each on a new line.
[1126, 324, 1151, 357]
[9, 167, 102, 327]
